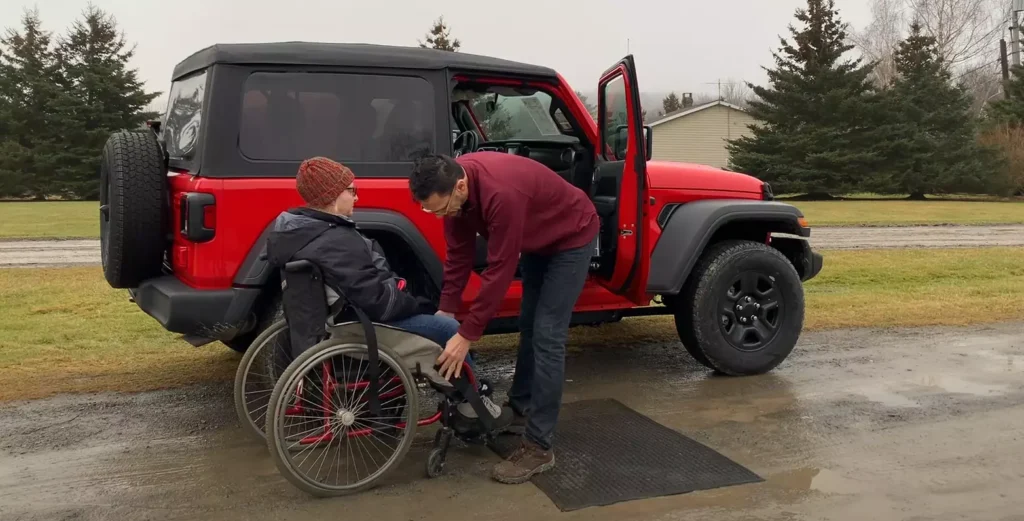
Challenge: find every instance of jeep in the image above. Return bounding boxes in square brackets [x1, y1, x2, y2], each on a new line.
[98, 42, 823, 375]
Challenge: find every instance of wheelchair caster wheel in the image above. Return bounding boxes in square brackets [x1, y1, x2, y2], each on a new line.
[426, 448, 446, 478]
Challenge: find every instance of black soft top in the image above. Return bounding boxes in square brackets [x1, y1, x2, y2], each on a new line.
[171, 41, 558, 80]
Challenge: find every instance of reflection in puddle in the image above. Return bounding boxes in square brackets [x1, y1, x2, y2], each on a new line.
[855, 387, 920, 408]
[914, 375, 1009, 397]
[769, 467, 863, 495]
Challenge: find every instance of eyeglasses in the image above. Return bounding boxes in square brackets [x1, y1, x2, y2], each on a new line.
[421, 187, 456, 215]
[345, 186, 357, 195]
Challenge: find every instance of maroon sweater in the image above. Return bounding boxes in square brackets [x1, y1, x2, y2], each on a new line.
[439, 151, 600, 341]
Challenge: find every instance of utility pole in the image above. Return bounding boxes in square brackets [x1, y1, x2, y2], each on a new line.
[1001, 38, 1011, 96]
[1012, 0, 1024, 66]
[1002, 39, 1011, 81]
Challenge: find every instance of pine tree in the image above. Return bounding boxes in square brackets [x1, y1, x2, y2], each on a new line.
[55, 5, 160, 199]
[575, 91, 597, 119]
[0, 8, 68, 199]
[988, 64, 1024, 127]
[878, 22, 995, 198]
[662, 92, 683, 115]
[726, 0, 884, 197]
[419, 16, 461, 52]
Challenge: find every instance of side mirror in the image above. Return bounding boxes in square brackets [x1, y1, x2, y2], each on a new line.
[612, 124, 654, 161]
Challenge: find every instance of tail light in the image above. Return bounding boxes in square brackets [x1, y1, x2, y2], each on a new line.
[179, 192, 216, 242]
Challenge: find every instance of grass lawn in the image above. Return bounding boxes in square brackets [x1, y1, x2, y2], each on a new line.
[790, 199, 1024, 227]
[1, 246, 1022, 402]
[0, 201, 98, 239]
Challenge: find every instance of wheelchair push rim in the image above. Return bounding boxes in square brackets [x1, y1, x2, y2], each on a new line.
[266, 340, 419, 497]
[233, 319, 291, 441]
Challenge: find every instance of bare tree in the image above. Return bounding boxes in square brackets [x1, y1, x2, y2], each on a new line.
[849, 0, 907, 87]
[906, 0, 1005, 70]
[720, 80, 754, 108]
[959, 63, 1004, 115]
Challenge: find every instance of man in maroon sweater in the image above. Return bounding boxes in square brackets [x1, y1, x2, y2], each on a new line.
[410, 152, 599, 484]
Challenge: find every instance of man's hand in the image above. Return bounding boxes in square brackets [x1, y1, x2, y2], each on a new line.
[437, 333, 471, 380]
[435, 309, 455, 319]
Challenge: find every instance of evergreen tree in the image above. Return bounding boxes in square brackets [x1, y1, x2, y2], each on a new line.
[878, 22, 994, 198]
[662, 92, 683, 115]
[988, 64, 1024, 127]
[419, 16, 461, 51]
[55, 5, 160, 199]
[575, 90, 597, 119]
[726, 0, 884, 197]
[0, 8, 68, 200]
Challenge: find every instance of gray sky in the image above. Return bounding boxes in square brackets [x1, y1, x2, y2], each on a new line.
[4, 0, 872, 108]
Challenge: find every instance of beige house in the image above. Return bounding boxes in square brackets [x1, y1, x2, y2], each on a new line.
[648, 101, 757, 169]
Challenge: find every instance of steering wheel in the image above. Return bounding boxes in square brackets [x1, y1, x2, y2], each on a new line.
[452, 130, 479, 157]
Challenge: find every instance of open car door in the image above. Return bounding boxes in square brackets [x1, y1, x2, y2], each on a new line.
[594, 55, 652, 305]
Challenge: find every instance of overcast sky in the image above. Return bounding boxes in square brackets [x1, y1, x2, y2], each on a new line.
[3, 0, 873, 107]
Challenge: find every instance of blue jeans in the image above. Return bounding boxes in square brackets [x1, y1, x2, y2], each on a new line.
[508, 236, 596, 450]
[386, 314, 475, 370]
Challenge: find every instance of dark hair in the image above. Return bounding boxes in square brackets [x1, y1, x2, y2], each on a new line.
[409, 154, 463, 201]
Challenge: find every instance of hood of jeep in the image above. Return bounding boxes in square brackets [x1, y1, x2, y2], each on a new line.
[645, 161, 764, 194]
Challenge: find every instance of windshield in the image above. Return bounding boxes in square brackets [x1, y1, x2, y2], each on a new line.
[457, 89, 577, 143]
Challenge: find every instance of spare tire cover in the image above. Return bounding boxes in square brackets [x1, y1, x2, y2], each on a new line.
[100, 130, 168, 288]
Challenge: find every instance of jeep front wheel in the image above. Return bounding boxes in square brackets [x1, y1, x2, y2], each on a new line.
[673, 240, 804, 375]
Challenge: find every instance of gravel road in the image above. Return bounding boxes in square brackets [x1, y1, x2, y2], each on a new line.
[0, 239, 100, 268]
[2, 224, 1022, 268]
[1, 322, 1022, 520]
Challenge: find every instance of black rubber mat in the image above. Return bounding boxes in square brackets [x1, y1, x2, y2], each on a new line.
[489, 398, 763, 511]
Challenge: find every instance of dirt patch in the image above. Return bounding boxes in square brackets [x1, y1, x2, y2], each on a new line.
[1, 322, 1022, 520]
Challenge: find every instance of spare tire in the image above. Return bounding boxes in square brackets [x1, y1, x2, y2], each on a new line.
[100, 130, 168, 288]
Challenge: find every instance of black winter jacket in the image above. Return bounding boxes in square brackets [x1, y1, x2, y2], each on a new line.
[265, 207, 429, 324]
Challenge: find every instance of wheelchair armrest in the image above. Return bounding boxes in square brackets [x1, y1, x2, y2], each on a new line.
[284, 259, 315, 273]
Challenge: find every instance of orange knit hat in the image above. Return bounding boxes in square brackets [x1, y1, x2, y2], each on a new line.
[296, 157, 355, 208]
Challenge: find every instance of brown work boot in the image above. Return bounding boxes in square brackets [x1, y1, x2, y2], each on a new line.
[491, 438, 555, 484]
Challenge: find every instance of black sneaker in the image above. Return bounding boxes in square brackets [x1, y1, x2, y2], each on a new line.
[502, 401, 528, 435]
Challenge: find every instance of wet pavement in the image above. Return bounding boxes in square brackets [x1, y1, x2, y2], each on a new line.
[1, 322, 1023, 521]
[4, 225, 1023, 267]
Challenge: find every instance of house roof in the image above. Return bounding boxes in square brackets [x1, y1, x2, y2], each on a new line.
[171, 42, 558, 81]
[649, 100, 747, 127]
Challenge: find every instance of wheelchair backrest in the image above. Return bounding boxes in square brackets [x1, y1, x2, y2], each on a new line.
[280, 259, 335, 355]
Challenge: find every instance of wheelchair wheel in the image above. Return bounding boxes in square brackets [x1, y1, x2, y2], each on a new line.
[233, 319, 290, 441]
[266, 338, 419, 497]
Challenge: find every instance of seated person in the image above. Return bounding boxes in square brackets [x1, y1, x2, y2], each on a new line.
[265, 156, 512, 431]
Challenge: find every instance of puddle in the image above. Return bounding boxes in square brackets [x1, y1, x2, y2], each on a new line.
[769, 468, 863, 495]
[913, 375, 1009, 397]
[854, 387, 920, 408]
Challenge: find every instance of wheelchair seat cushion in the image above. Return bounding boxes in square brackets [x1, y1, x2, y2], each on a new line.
[326, 322, 451, 389]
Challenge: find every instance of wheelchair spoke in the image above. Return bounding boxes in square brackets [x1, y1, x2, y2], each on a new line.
[269, 342, 419, 494]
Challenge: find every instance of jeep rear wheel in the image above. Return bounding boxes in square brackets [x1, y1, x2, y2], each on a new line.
[100, 131, 167, 288]
[673, 240, 804, 375]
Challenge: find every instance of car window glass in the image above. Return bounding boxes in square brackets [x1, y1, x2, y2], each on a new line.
[459, 90, 576, 143]
[601, 75, 628, 160]
[163, 70, 206, 160]
[239, 72, 434, 162]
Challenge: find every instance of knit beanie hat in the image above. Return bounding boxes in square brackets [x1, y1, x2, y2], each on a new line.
[296, 157, 355, 208]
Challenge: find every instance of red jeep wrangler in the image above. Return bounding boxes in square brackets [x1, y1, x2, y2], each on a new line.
[99, 43, 822, 375]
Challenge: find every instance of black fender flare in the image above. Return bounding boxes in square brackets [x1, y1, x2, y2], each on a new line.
[646, 200, 810, 295]
[232, 209, 443, 289]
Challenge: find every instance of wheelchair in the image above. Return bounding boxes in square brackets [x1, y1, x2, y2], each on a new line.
[233, 259, 503, 497]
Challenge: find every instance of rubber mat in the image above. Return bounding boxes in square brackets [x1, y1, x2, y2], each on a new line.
[489, 398, 763, 511]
